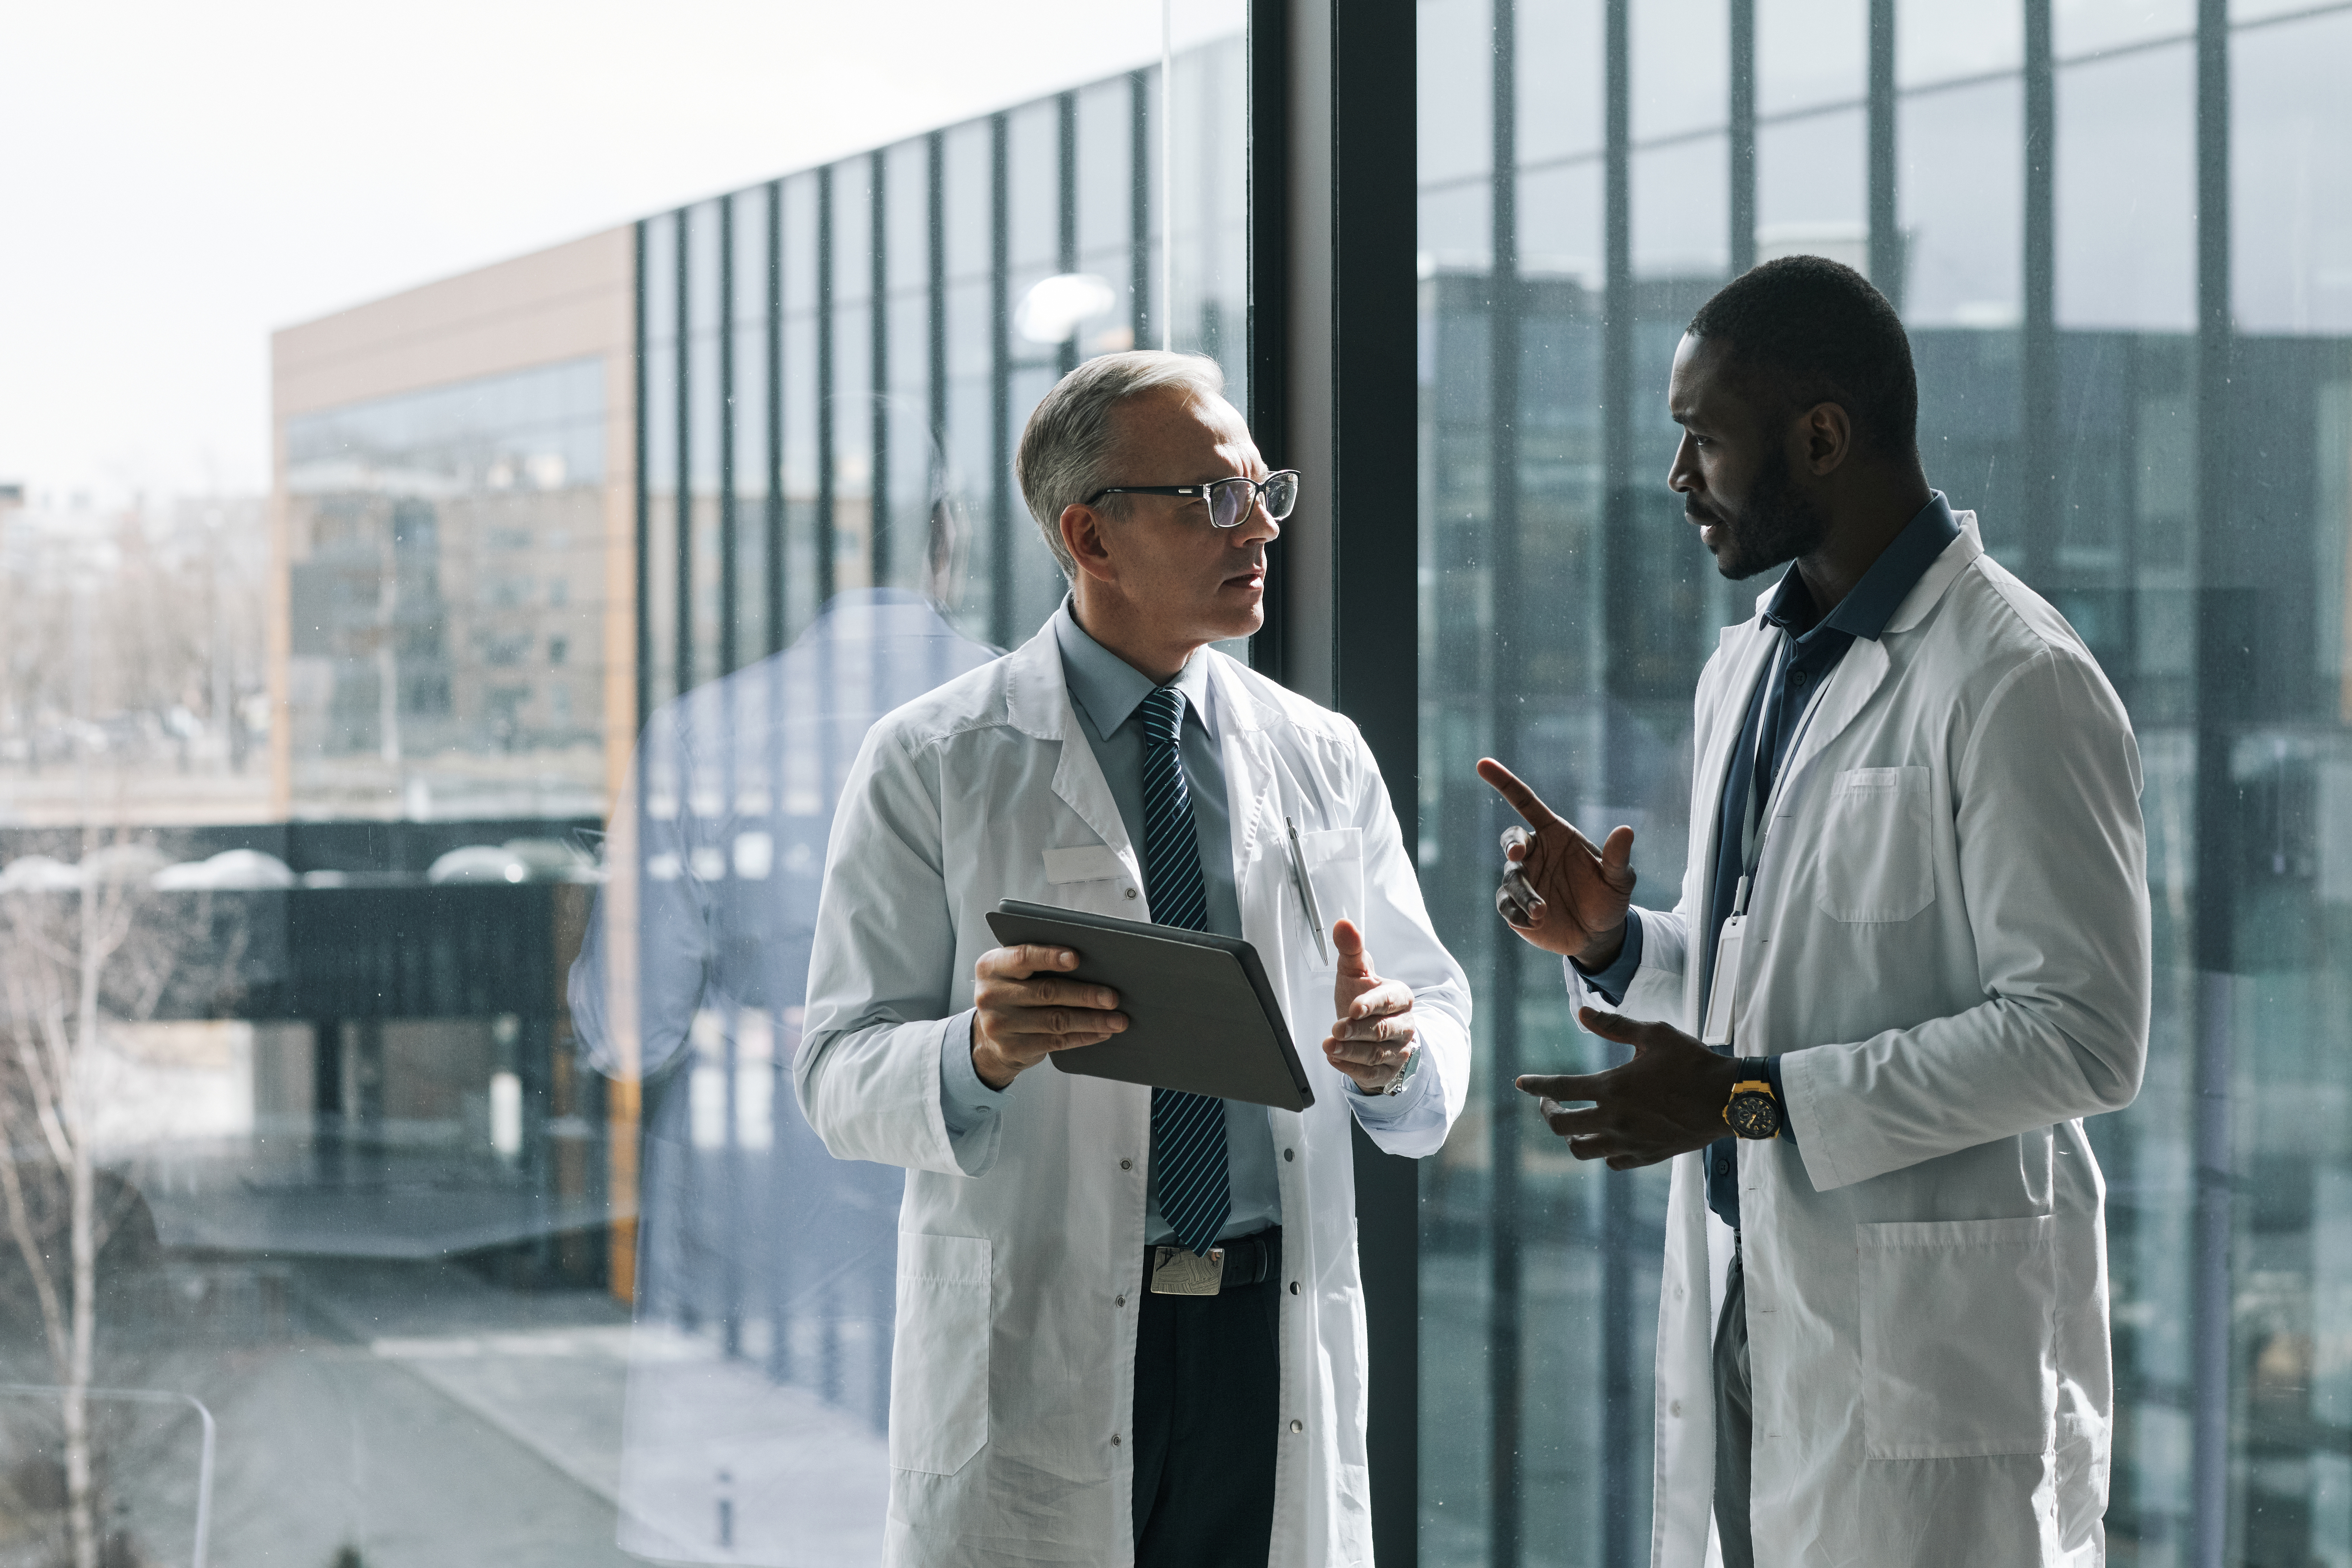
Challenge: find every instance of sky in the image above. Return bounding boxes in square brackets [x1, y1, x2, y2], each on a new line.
[0, 0, 1221, 506]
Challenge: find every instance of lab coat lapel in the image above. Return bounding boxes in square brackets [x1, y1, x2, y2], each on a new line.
[1782, 635, 1890, 793]
[1002, 624, 1148, 897]
[1777, 519, 1981, 790]
[1693, 619, 1779, 882]
[1206, 657, 1276, 883]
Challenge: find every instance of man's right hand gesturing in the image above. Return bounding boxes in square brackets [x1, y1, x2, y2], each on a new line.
[971, 944, 1129, 1090]
[1475, 758, 1639, 971]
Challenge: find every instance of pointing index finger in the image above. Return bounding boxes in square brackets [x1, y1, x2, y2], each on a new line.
[1515, 1072, 1604, 1102]
[1476, 757, 1568, 833]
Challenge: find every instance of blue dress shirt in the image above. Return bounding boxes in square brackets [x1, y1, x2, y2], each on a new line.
[1578, 493, 1961, 1230]
[940, 599, 1422, 1244]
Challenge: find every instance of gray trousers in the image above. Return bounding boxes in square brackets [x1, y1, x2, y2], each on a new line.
[1714, 1242, 1755, 1568]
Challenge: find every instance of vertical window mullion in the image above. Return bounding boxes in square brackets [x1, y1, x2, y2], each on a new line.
[1867, 0, 1902, 309]
[2023, 0, 2058, 584]
[1729, 0, 1756, 276]
[1598, 5, 1642, 1566]
[989, 113, 1013, 649]
[1130, 69, 1153, 351]
[1058, 91, 1080, 379]
[634, 219, 651, 734]
[720, 195, 739, 680]
[767, 181, 785, 658]
[873, 149, 892, 588]
[818, 167, 838, 607]
[675, 207, 694, 699]
[929, 130, 948, 589]
[1485, 0, 1526, 1560]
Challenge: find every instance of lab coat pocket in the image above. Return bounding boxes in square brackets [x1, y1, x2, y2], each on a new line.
[1814, 765, 1935, 923]
[888, 1232, 992, 1475]
[1041, 844, 1136, 917]
[1297, 827, 1366, 959]
[1857, 1215, 2056, 1460]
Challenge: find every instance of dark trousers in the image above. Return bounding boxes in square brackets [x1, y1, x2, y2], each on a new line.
[1714, 1241, 1756, 1568]
[1131, 1234, 1282, 1568]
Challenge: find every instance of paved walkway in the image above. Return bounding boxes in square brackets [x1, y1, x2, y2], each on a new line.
[300, 1260, 890, 1567]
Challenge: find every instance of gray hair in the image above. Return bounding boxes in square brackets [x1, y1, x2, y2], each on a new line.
[1016, 350, 1228, 579]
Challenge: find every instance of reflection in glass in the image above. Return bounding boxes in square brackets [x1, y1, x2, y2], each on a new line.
[2, 17, 1244, 1565]
[1420, 2, 2352, 1564]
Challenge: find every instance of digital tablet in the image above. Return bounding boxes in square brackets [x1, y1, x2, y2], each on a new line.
[983, 899, 1316, 1112]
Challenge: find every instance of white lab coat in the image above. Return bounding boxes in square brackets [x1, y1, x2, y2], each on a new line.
[795, 622, 1472, 1567]
[1575, 517, 2150, 1567]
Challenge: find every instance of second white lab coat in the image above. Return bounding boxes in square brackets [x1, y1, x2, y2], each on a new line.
[796, 622, 1472, 1567]
[1576, 517, 2150, 1567]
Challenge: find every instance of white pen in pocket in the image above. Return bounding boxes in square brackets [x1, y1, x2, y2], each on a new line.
[1285, 815, 1329, 964]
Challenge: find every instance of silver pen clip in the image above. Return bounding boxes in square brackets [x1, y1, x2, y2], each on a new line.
[1285, 815, 1329, 963]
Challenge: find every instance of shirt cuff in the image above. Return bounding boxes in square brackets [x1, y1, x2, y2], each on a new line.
[1566, 908, 1645, 1007]
[939, 1009, 1010, 1140]
[1347, 1048, 1433, 1122]
[1765, 1054, 1798, 1147]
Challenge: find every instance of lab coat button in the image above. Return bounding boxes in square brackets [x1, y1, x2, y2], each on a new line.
[1120, 1159, 1133, 1171]
[1670, 1399, 1683, 1418]
[1112, 1433, 1122, 1446]
[1283, 1148, 1295, 1162]
[1115, 1295, 1126, 1308]
[1289, 1281, 1300, 1295]
[1289, 1420, 1304, 1434]
[1125, 887, 1138, 899]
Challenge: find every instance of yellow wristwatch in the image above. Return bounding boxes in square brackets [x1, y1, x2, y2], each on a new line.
[1723, 1058, 1782, 1140]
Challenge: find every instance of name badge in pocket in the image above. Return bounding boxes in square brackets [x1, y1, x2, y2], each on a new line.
[1701, 913, 1746, 1047]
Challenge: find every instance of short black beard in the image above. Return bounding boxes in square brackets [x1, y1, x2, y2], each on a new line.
[1708, 445, 1830, 581]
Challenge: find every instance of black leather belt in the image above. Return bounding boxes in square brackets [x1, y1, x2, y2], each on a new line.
[1144, 1225, 1281, 1296]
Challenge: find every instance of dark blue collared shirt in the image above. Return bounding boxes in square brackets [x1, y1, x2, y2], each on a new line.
[1580, 493, 1960, 1230]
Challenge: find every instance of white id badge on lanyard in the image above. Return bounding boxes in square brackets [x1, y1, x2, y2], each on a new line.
[1701, 909, 1746, 1047]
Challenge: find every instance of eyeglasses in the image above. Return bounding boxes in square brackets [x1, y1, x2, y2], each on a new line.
[1084, 469, 1301, 530]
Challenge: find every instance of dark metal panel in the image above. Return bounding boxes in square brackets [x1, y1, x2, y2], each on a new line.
[1307, 0, 1422, 1561]
[1247, 6, 1290, 684]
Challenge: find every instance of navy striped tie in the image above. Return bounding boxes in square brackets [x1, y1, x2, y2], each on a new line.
[1137, 684, 1231, 1256]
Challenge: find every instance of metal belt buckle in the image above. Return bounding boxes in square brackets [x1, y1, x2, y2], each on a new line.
[1150, 1245, 1225, 1296]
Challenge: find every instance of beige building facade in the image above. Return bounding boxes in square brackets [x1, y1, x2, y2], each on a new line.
[270, 226, 639, 822]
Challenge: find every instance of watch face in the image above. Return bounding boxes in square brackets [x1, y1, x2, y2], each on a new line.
[1726, 1090, 1781, 1140]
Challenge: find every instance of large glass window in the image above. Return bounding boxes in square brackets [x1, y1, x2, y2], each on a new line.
[1418, 3, 2352, 1564]
[6, 8, 1244, 1563]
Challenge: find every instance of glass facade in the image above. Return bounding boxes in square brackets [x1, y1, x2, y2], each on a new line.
[12, 1, 2352, 1561]
[604, 43, 1248, 1558]
[285, 357, 611, 821]
[0, 23, 1247, 1567]
[1416, 2, 2352, 1565]
[636, 40, 1248, 711]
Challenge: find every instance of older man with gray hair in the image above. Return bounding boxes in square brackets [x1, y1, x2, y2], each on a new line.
[796, 350, 1471, 1566]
